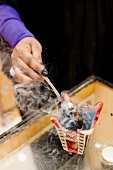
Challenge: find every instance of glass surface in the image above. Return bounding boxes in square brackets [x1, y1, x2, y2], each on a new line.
[0, 127, 84, 170]
[1, 75, 113, 169]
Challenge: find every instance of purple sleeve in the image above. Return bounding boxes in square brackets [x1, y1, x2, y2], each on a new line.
[0, 5, 35, 48]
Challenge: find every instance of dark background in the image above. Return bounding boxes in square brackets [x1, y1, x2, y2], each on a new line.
[1, 0, 113, 92]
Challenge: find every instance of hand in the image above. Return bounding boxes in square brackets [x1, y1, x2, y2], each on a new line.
[11, 37, 47, 83]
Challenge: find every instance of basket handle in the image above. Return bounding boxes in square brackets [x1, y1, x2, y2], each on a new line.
[95, 101, 103, 119]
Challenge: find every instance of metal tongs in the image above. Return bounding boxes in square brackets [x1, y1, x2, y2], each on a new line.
[42, 75, 61, 100]
[41, 68, 61, 100]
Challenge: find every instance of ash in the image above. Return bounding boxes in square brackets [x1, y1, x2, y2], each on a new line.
[30, 127, 84, 170]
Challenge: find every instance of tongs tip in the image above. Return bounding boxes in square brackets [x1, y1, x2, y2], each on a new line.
[42, 75, 61, 99]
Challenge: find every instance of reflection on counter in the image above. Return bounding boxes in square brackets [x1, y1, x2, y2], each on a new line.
[0, 61, 22, 135]
[0, 145, 37, 170]
[0, 109, 22, 135]
[0, 127, 84, 170]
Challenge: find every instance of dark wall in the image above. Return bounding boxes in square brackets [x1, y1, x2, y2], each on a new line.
[38, 0, 113, 92]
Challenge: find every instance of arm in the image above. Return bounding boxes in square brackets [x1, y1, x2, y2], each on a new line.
[0, 4, 48, 83]
[0, 4, 34, 48]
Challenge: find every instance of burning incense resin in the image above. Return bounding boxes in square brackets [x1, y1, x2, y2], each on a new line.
[57, 97, 101, 131]
[58, 100, 86, 131]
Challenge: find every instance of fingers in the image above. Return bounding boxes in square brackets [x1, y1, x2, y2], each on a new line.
[11, 50, 44, 75]
[10, 66, 33, 83]
[10, 59, 44, 83]
[15, 57, 43, 81]
[11, 43, 44, 75]
[14, 69, 34, 84]
[23, 52, 45, 74]
[31, 40, 42, 63]
[10, 66, 43, 84]
[11, 37, 48, 84]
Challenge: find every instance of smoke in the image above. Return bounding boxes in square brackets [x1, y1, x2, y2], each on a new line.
[0, 36, 58, 118]
[57, 100, 98, 131]
[14, 81, 57, 117]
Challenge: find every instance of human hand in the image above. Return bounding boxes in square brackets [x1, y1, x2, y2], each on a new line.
[10, 37, 48, 83]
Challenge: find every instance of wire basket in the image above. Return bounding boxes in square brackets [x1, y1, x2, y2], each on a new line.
[51, 101, 103, 155]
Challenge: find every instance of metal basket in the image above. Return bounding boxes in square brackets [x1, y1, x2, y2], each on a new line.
[51, 101, 103, 155]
